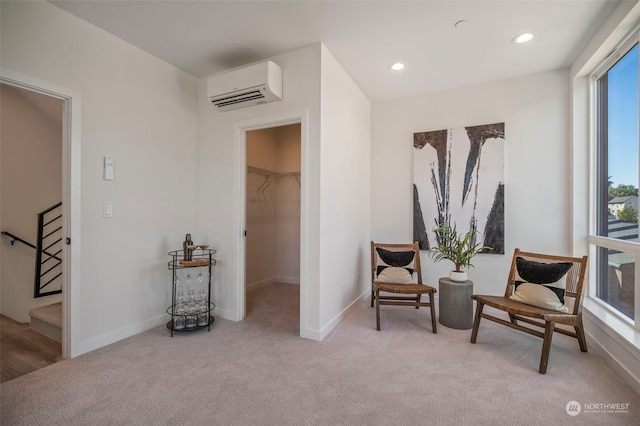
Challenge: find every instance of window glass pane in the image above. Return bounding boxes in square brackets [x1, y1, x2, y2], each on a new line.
[594, 42, 638, 321]
[597, 247, 635, 320]
[603, 44, 639, 240]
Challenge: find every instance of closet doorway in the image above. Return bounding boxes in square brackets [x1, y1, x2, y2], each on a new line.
[245, 124, 301, 334]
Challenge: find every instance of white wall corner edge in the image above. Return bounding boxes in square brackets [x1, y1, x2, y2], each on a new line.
[300, 289, 369, 341]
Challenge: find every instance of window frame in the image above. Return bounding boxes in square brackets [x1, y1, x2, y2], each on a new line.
[588, 29, 640, 331]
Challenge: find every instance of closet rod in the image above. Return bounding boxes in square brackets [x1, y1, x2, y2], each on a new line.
[247, 166, 300, 178]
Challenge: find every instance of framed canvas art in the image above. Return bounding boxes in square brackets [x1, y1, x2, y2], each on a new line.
[413, 122, 505, 254]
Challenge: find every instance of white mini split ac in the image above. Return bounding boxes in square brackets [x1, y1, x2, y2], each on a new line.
[207, 61, 283, 111]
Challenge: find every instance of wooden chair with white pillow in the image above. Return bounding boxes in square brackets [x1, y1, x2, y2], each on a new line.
[470, 248, 589, 374]
[370, 241, 437, 333]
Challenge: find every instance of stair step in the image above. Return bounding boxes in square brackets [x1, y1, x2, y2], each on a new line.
[28, 302, 62, 343]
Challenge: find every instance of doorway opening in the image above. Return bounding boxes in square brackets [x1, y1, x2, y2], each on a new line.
[0, 70, 81, 361]
[0, 83, 64, 381]
[245, 123, 301, 334]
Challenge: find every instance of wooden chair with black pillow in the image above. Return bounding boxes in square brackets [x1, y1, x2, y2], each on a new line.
[370, 241, 437, 333]
[470, 248, 588, 374]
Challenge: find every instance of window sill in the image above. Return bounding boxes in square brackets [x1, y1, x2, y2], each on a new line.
[583, 297, 640, 354]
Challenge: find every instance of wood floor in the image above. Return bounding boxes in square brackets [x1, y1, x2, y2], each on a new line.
[0, 314, 62, 383]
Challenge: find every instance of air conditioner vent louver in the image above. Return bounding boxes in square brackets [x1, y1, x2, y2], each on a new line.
[212, 90, 265, 108]
[207, 61, 282, 111]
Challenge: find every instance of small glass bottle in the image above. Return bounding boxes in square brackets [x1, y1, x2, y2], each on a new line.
[198, 288, 209, 326]
[174, 290, 185, 330]
[186, 288, 197, 328]
[185, 274, 192, 292]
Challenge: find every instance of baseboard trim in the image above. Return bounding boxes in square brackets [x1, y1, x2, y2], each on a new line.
[275, 275, 300, 285]
[300, 289, 369, 341]
[583, 309, 640, 396]
[213, 307, 234, 321]
[246, 277, 275, 291]
[74, 314, 166, 357]
[247, 276, 301, 291]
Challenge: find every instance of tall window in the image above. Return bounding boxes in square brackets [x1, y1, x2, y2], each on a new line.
[593, 40, 639, 321]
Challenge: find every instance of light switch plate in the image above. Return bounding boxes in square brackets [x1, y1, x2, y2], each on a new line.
[103, 203, 113, 218]
[103, 156, 115, 180]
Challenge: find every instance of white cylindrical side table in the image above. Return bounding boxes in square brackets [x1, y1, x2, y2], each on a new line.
[438, 277, 473, 330]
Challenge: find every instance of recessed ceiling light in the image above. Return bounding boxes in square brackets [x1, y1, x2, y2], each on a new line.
[512, 33, 535, 44]
[454, 20, 468, 28]
[391, 62, 405, 71]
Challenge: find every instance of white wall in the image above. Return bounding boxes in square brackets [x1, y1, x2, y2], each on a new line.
[197, 44, 322, 335]
[372, 69, 571, 296]
[246, 128, 279, 287]
[197, 43, 371, 340]
[1, 1, 198, 354]
[1, 85, 63, 322]
[319, 44, 372, 330]
[275, 124, 301, 283]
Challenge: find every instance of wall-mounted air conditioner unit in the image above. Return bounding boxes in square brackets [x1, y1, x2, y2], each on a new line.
[207, 61, 283, 111]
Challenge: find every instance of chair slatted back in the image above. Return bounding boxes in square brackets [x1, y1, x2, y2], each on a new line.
[504, 248, 588, 315]
[370, 242, 422, 284]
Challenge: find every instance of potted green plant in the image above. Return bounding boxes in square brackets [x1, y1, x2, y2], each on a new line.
[430, 222, 491, 282]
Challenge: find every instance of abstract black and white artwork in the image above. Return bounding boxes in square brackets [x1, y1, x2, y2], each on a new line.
[413, 123, 505, 254]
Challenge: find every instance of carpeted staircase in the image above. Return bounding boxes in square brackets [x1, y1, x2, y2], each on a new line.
[28, 302, 62, 343]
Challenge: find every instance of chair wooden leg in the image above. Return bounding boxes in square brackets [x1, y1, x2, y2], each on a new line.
[371, 288, 375, 307]
[470, 302, 484, 343]
[415, 293, 421, 309]
[375, 288, 381, 331]
[575, 317, 588, 352]
[539, 321, 555, 374]
[509, 313, 518, 325]
[429, 293, 437, 334]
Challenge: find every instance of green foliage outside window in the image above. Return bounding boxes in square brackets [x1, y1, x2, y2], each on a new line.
[617, 205, 639, 223]
[608, 183, 638, 200]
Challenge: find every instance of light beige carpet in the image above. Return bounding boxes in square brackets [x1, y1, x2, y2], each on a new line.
[1, 282, 639, 425]
[28, 302, 62, 343]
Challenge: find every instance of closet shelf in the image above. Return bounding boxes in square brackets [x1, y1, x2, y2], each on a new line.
[248, 166, 300, 192]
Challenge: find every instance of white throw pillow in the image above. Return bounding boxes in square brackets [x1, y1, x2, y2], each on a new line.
[374, 266, 414, 284]
[509, 282, 569, 313]
[373, 266, 414, 284]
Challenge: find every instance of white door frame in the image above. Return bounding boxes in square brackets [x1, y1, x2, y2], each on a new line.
[1, 69, 82, 358]
[233, 110, 307, 332]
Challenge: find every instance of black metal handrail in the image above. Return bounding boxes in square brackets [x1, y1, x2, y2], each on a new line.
[35, 202, 63, 297]
[1, 202, 63, 298]
[1, 231, 36, 249]
[1, 231, 62, 262]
